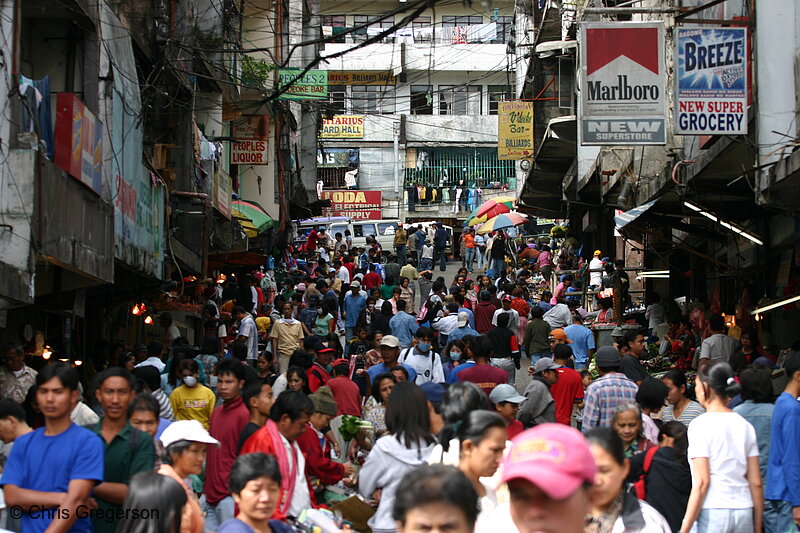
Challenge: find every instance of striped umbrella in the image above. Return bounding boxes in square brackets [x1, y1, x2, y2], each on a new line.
[476, 198, 515, 219]
[231, 199, 277, 237]
[477, 212, 528, 234]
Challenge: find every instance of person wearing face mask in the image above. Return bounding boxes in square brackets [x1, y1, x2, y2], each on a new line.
[442, 340, 467, 382]
[169, 358, 216, 430]
[398, 327, 445, 386]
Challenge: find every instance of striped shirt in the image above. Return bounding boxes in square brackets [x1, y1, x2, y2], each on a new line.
[662, 400, 705, 426]
[582, 372, 638, 432]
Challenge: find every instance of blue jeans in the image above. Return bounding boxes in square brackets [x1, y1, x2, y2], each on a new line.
[396, 245, 406, 267]
[489, 258, 505, 278]
[476, 247, 486, 269]
[491, 357, 516, 387]
[200, 495, 235, 532]
[764, 500, 797, 533]
[344, 327, 356, 355]
[530, 351, 549, 364]
[464, 247, 475, 271]
[435, 247, 447, 270]
[691, 508, 753, 533]
[420, 258, 433, 271]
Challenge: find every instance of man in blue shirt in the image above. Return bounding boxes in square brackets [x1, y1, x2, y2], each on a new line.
[765, 352, 800, 533]
[449, 312, 479, 342]
[342, 281, 367, 355]
[389, 300, 419, 348]
[433, 223, 449, 271]
[1, 363, 104, 533]
[564, 314, 596, 371]
[415, 226, 427, 259]
[366, 335, 417, 383]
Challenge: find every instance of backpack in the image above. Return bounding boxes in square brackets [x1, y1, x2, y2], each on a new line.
[633, 446, 659, 500]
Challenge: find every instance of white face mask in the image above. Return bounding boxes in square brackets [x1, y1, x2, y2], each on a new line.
[449, 350, 462, 361]
[183, 376, 198, 387]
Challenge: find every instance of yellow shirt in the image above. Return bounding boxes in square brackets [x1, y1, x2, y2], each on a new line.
[270, 320, 304, 359]
[169, 384, 216, 429]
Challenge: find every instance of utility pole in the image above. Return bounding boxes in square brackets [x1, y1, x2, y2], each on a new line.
[298, 0, 321, 205]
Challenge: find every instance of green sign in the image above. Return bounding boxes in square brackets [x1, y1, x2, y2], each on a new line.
[276, 69, 328, 100]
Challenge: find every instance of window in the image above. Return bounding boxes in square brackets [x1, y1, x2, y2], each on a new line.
[439, 85, 482, 115]
[353, 224, 366, 238]
[331, 224, 348, 237]
[488, 85, 513, 115]
[358, 223, 377, 236]
[412, 16, 432, 42]
[492, 16, 514, 44]
[376, 222, 396, 236]
[328, 85, 347, 115]
[441, 15, 483, 26]
[410, 85, 433, 115]
[351, 85, 395, 114]
[353, 15, 395, 43]
[322, 15, 346, 43]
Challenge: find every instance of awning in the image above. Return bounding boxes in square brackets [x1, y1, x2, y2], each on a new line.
[614, 199, 659, 230]
[231, 199, 277, 237]
[207, 251, 267, 271]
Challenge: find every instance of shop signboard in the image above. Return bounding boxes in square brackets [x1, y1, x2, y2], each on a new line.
[214, 169, 232, 219]
[231, 115, 270, 165]
[675, 27, 748, 135]
[328, 71, 397, 85]
[579, 22, 666, 145]
[276, 69, 328, 100]
[320, 115, 364, 138]
[497, 101, 534, 160]
[320, 190, 381, 220]
[54, 93, 103, 194]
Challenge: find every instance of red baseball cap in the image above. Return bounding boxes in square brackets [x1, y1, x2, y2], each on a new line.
[501, 424, 596, 500]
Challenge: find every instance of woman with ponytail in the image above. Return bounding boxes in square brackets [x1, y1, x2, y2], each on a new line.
[679, 361, 763, 533]
[436, 411, 507, 518]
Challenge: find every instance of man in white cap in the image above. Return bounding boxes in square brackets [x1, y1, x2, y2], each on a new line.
[366, 335, 418, 383]
[449, 311, 479, 342]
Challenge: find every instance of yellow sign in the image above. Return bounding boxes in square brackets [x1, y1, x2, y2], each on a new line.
[320, 115, 364, 138]
[498, 101, 534, 160]
[328, 71, 397, 86]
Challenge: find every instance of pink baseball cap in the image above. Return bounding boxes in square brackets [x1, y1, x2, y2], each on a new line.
[501, 424, 596, 500]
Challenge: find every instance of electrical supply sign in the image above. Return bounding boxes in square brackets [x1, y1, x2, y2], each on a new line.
[320, 116, 364, 138]
[675, 27, 747, 135]
[579, 22, 666, 145]
[320, 190, 382, 220]
[497, 101, 534, 160]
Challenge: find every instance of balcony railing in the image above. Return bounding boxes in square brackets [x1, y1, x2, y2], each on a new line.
[323, 23, 509, 45]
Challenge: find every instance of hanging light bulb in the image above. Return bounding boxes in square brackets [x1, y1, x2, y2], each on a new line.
[139, 303, 147, 313]
[131, 304, 141, 315]
[42, 346, 52, 360]
[144, 315, 154, 325]
[74, 360, 83, 366]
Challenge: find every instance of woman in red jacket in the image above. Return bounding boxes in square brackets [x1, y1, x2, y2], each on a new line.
[296, 387, 355, 503]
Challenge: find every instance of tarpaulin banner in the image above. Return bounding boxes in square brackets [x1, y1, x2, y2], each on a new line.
[497, 101, 534, 160]
[675, 27, 747, 135]
[579, 22, 666, 145]
[320, 116, 364, 138]
[328, 72, 397, 86]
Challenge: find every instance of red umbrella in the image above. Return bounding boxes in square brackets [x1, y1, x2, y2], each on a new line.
[475, 199, 512, 219]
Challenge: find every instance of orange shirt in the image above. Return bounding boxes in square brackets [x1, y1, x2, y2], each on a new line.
[464, 234, 475, 248]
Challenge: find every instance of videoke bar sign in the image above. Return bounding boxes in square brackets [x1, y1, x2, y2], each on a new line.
[579, 22, 666, 145]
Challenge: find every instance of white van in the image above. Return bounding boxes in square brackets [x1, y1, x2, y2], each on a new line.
[328, 219, 400, 253]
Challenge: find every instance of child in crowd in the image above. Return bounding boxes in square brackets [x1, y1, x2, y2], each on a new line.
[489, 384, 526, 440]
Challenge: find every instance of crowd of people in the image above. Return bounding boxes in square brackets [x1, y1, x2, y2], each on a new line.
[0, 222, 798, 533]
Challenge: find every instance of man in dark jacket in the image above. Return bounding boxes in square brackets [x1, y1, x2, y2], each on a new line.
[433, 223, 449, 271]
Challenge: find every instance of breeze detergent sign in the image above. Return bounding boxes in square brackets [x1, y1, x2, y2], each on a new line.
[579, 22, 666, 145]
[675, 27, 748, 135]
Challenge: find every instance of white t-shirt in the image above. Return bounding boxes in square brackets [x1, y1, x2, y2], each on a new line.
[399, 348, 444, 385]
[589, 257, 604, 286]
[237, 315, 259, 360]
[687, 411, 759, 509]
[337, 265, 351, 284]
[281, 433, 311, 517]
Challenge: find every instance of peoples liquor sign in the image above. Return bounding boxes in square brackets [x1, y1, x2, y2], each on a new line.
[579, 22, 666, 145]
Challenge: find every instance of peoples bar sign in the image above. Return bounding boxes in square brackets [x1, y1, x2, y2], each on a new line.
[675, 28, 747, 135]
[320, 190, 382, 220]
[497, 101, 534, 160]
[231, 115, 269, 165]
[579, 22, 666, 145]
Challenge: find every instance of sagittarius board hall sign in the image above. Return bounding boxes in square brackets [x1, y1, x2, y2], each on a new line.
[579, 22, 666, 145]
